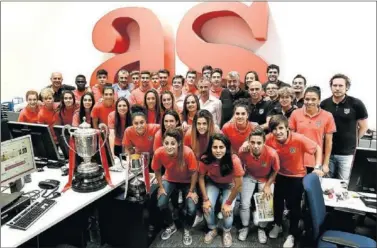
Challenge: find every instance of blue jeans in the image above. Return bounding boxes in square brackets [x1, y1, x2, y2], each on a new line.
[204, 180, 236, 232]
[329, 154, 354, 180]
[157, 180, 196, 229]
[240, 174, 274, 228]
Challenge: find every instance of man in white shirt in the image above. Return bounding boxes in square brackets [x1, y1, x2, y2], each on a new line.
[112, 69, 133, 100]
[198, 78, 222, 126]
[172, 75, 186, 112]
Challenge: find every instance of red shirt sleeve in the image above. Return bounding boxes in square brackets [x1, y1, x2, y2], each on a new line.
[18, 110, 27, 122]
[122, 127, 133, 147]
[270, 149, 280, 172]
[91, 104, 100, 119]
[186, 147, 198, 172]
[151, 148, 163, 171]
[153, 130, 162, 151]
[325, 112, 337, 134]
[108, 111, 115, 129]
[300, 134, 317, 155]
[199, 161, 208, 175]
[232, 155, 245, 177]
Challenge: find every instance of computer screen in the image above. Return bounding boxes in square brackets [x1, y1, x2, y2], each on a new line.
[1, 119, 12, 142]
[348, 147, 376, 194]
[1, 135, 36, 185]
[53, 125, 77, 160]
[7, 122, 61, 161]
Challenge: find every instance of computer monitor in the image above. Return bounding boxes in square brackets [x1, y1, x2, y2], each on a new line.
[53, 125, 78, 160]
[348, 147, 376, 194]
[1, 135, 36, 186]
[7, 122, 61, 161]
[1, 119, 12, 142]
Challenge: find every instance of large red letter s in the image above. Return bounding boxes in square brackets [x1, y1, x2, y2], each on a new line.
[176, 2, 269, 83]
[91, 7, 175, 86]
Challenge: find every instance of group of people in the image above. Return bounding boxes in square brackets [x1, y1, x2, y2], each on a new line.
[17, 64, 368, 247]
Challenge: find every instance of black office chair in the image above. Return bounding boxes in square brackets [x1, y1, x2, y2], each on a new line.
[303, 173, 376, 248]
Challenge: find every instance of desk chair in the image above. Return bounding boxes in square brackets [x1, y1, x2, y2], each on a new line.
[303, 174, 376, 248]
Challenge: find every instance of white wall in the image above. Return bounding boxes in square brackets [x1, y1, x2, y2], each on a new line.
[1, 2, 376, 127]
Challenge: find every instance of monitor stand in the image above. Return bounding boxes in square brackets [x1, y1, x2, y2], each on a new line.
[9, 178, 24, 193]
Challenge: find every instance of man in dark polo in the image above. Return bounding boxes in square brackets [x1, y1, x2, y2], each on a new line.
[320, 73, 368, 180]
[42, 72, 76, 102]
[262, 64, 290, 92]
[219, 71, 250, 127]
[248, 81, 273, 131]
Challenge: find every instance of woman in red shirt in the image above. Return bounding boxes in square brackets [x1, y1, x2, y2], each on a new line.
[152, 129, 198, 246]
[160, 91, 178, 114]
[181, 94, 200, 132]
[144, 89, 161, 124]
[108, 97, 132, 157]
[289, 86, 336, 175]
[18, 90, 40, 123]
[38, 88, 59, 143]
[72, 92, 95, 127]
[153, 109, 182, 151]
[199, 134, 244, 247]
[58, 91, 78, 125]
[222, 100, 258, 154]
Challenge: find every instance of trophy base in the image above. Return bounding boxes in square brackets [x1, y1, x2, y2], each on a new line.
[72, 166, 107, 193]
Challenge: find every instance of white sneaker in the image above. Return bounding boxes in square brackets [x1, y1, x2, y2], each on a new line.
[283, 235, 295, 248]
[238, 227, 249, 241]
[217, 212, 223, 219]
[269, 224, 282, 238]
[192, 214, 204, 227]
[258, 228, 267, 244]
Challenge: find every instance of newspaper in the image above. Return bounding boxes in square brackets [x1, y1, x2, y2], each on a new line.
[253, 192, 274, 223]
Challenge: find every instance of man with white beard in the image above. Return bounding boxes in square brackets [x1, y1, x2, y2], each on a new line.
[219, 71, 250, 128]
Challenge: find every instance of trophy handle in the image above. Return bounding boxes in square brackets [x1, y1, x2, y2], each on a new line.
[97, 123, 109, 154]
[62, 124, 78, 155]
[119, 153, 129, 200]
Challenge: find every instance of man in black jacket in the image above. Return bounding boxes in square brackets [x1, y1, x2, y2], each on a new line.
[219, 71, 250, 127]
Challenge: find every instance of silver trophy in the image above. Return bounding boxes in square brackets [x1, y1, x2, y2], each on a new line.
[63, 118, 109, 193]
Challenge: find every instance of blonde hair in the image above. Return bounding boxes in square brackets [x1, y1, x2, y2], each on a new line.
[278, 86, 295, 99]
[40, 88, 54, 99]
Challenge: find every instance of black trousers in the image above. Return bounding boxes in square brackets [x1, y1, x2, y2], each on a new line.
[273, 174, 304, 238]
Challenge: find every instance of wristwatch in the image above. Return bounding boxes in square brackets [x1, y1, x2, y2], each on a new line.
[314, 165, 322, 170]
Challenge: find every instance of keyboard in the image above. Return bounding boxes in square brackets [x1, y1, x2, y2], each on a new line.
[7, 199, 56, 230]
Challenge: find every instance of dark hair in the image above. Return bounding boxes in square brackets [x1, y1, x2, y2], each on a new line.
[163, 128, 184, 168]
[244, 71, 260, 90]
[201, 134, 233, 177]
[144, 89, 161, 123]
[202, 65, 213, 73]
[102, 85, 114, 95]
[269, 114, 288, 132]
[96, 69, 108, 77]
[75, 74, 86, 81]
[329, 73, 351, 88]
[79, 92, 95, 126]
[211, 68, 223, 77]
[140, 70, 151, 76]
[158, 69, 170, 76]
[266, 64, 280, 74]
[293, 74, 307, 85]
[161, 109, 182, 134]
[186, 70, 197, 78]
[191, 109, 215, 158]
[182, 94, 200, 122]
[248, 128, 266, 142]
[233, 99, 250, 116]
[115, 97, 132, 139]
[59, 90, 76, 124]
[130, 104, 147, 116]
[172, 75, 185, 86]
[304, 86, 321, 99]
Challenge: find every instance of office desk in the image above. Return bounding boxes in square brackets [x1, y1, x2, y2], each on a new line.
[321, 178, 376, 214]
[1, 167, 133, 248]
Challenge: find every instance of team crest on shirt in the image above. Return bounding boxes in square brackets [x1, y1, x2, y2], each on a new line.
[344, 108, 350, 115]
[148, 136, 153, 141]
[316, 120, 322, 127]
[259, 109, 264, 115]
[261, 162, 267, 168]
[289, 147, 296, 153]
